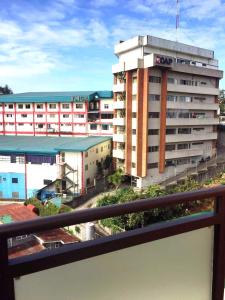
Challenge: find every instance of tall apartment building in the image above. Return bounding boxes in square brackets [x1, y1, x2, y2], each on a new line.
[0, 91, 113, 136]
[112, 35, 223, 188]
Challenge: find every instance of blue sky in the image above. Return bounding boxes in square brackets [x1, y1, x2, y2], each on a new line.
[1, 0, 225, 93]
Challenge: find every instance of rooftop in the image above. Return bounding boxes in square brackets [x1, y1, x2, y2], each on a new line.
[0, 90, 113, 103]
[0, 135, 112, 155]
[115, 35, 215, 59]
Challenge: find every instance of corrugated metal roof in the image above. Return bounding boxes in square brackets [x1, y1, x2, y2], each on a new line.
[0, 91, 113, 103]
[0, 136, 112, 154]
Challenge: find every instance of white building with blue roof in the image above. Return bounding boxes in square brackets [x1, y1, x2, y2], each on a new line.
[0, 135, 112, 200]
[0, 91, 113, 137]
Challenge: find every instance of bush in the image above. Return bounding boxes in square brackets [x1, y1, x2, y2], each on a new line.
[59, 204, 72, 214]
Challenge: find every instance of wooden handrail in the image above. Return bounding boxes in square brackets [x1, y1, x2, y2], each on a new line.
[0, 185, 225, 238]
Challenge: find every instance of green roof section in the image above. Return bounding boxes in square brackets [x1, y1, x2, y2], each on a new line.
[0, 91, 113, 103]
[0, 136, 112, 155]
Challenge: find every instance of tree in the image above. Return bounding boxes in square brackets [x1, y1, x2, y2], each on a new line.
[107, 168, 124, 189]
[103, 155, 112, 170]
[219, 89, 225, 114]
[0, 85, 13, 95]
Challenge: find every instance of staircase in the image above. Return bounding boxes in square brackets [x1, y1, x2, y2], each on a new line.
[159, 154, 225, 187]
[60, 163, 78, 193]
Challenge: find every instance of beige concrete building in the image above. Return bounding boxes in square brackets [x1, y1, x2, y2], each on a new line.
[112, 35, 223, 188]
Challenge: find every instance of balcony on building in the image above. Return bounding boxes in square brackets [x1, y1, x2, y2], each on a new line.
[1, 185, 225, 299]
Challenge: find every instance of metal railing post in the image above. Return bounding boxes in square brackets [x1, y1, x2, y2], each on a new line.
[0, 236, 15, 300]
[212, 195, 225, 300]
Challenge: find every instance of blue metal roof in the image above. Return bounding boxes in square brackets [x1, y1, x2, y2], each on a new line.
[0, 91, 113, 103]
[0, 136, 112, 155]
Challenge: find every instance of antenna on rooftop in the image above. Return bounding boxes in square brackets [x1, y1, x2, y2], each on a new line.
[176, 0, 180, 42]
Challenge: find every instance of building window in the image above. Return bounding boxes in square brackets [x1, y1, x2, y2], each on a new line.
[149, 76, 161, 83]
[101, 146, 103, 152]
[85, 152, 88, 158]
[49, 104, 57, 109]
[12, 192, 19, 198]
[178, 128, 191, 134]
[193, 127, 204, 131]
[25, 104, 30, 109]
[147, 163, 158, 169]
[6, 114, 13, 118]
[62, 103, 70, 109]
[18, 104, 23, 109]
[96, 148, 99, 153]
[167, 95, 177, 102]
[132, 112, 136, 118]
[166, 128, 176, 135]
[148, 129, 159, 135]
[132, 129, 136, 134]
[43, 179, 52, 185]
[38, 124, 44, 128]
[18, 123, 24, 126]
[148, 112, 159, 118]
[101, 113, 113, 119]
[149, 94, 160, 101]
[90, 124, 97, 130]
[177, 143, 190, 150]
[132, 146, 136, 151]
[37, 114, 43, 118]
[102, 124, 109, 130]
[85, 164, 88, 171]
[76, 103, 83, 109]
[63, 114, 69, 118]
[167, 111, 177, 118]
[192, 142, 204, 145]
[12, 178, 18, 184]
[86, 178, 90, 185]
[132, 162, 136, 168]
[166, 144, 176, 151]
[148, 146, 158, 152]
[37, 104, 43, 109]
[21, 114, 27, 118]
[104, 104, 109, 109]
[180, 96, 192, 103]
[74, 114, 84, 118]
[132, 95, 137, 101]
[8, 104, 13, 109]
[168, 77, 175, 84]
[50, 114, 56, 118]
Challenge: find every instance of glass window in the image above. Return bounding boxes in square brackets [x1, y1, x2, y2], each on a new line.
[101, 114, 113, 119]
[168, 77, 175, 84]
[12, 178, 18, 183]
[104, 104, 109, 109]
[76, 103, 83, 109]
[8, 104, 13, 109]
[90, 124, 97, 130]
[166, 128, 176, 134]
[102, 124, 109, 130]
[37, 114, 43, 118]
[25, 104, 30, 109]
[132, 112, 136, 118]
[37, 104, 43, 109]
[149, 76, 161, 83]
[148, 129, 159, 135]
[85, 164, 88, 171]
[178, 128, 191, 134]
[132, 129, 136, 134]
[18, 104, 23, 109]
[166, 144, 176, 151]
[166, 111, 177, 118]
[149, 94, 160, 101]
[177, 143, 190, 150]
[21, 114, 27, 118]
[49, 104, 57, 109]
[147, 163, 158, 169]
[167, 95, 177, 102]
[148, 112, 159, 118]
[62, 103, 70, 109]
[148, 146, 158, 152]
[132, 146, 136, 151]
[132, 162, 136, 168]
[63, 114, 69, 118]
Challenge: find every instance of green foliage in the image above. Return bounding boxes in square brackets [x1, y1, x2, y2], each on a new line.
[97, 162, 103, 175]
[97, 178, 206, 233]
[75, 226, 81, 234]
[107, 168, 124, 189]
[39, 202, 59, 217]
[0, 85, 13, 95]
[24, 197, 42, 210]
[59, 204, 72, 214]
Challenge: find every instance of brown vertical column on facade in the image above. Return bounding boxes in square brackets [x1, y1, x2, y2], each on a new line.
[159, 69, 168, 173]
[125, 71, 132, 174]
[136, 68, 148, 177]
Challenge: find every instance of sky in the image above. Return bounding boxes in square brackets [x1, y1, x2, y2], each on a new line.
[1, 0, 225, 93]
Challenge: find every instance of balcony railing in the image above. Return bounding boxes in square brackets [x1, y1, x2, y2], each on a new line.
[1, 186, 225, 299]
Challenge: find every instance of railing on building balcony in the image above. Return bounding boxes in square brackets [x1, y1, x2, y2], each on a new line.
[1, 186, 225, 299]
